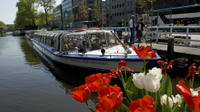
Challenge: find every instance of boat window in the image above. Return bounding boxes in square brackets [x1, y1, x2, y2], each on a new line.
[106, 32, 118, 46]
[88, 33, 108, 50]
[61, 35, 90, 54]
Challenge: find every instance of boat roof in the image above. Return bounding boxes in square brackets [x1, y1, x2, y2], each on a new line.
[150, 4, 200, 16]
[34, 30, 113, 38]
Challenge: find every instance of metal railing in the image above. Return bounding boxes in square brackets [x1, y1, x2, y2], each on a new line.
[148, 26, 200, 46]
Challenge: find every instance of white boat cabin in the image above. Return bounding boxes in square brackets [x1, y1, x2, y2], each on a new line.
[33, 30, 136, 56]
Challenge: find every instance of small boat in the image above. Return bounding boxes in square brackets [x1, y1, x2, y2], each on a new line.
[31, 29, 161, 72]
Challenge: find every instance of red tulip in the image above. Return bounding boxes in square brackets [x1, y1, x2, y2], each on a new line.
[185, 63, 199, 80]
[96, 85, 123, 112]
[118, 60, 127, 69]
[176, 80, 194, 110]
[157, 60, 164, 67]
[132, 45, 157, 59]
[110, 68, 121, 76]
[72, 84, 91, 103]
[197, 66, 200, 74]
[85, 73, 111, 92]
[157, 59, 174, 74]
[192, 91, 200, 112]
[129, 95, 156, 112]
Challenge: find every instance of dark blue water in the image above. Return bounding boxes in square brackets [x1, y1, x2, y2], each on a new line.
[0, 36, 93, 112]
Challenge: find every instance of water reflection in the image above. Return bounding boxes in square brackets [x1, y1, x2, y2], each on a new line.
[0, 36, 93, 112]
[19, 37, 41, 67]
[0, 37, 8, 55]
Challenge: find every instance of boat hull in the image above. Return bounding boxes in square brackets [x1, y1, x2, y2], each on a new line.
[32, 39, 160, 72]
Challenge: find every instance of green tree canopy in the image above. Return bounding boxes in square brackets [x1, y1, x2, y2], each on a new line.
[68, 11, 74, 23]
[92, 0, 100, 25]
[0, 21, 7, 30]
[137, 0, 157, 12]
[79, 0, 88, 21]
[14, 0, 38, 29]
[37, 12, 47, 27]
[38, 0, 56, 26]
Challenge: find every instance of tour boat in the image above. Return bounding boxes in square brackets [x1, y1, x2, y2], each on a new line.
[31, 29, 161, 72]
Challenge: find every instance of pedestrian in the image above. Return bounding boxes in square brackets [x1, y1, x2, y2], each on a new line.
[129, 15, 135, 45]
[136, 17, 145, 44]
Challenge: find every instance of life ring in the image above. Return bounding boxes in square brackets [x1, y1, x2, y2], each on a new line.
[87, 28, 100, 30]
[74, 29, 87, 32]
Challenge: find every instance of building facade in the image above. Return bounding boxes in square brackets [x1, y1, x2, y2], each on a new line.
[99, 0, 107, 26]
[72, 0, 102, 27]
[108, 0, 136, 26]
[61, 0, 73, 19]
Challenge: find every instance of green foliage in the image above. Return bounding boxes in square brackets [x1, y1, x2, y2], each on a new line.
[68, 11, 74, 23]
[79, 0, 88, 20]
[14, 0, 38, 29]
[160, 75, 172, 96]
[7, 24, 15, 31]
[92, 0, 100, 25]
[0, 21, 7, 30]
[136, 0, 157, 12]
[38, 0, 56, 26]
[37, 12, 47, 27]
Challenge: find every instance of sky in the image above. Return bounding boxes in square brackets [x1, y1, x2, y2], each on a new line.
[0, 0, 62, 24]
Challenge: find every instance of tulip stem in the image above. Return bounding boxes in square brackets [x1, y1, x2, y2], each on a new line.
[191, 76, 194, 88]
[125, 69, 127, 81]
[155, 92, 158, 105]
[86, 101, 94, 112]
[143, 59, 147, 74]
[162, 105, 165, 112]
[120, 73, 132, 102]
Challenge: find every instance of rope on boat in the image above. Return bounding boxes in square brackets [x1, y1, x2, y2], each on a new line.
[111, 31, 132, 54]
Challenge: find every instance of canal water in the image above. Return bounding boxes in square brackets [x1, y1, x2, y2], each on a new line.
[0, 36, 94, 112]
[1, 35, 200, 112]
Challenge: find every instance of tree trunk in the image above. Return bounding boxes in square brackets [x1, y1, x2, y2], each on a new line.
[44, 9, 48, 26]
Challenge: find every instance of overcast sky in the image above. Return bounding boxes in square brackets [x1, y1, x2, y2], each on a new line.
[0, 0, 62, 24]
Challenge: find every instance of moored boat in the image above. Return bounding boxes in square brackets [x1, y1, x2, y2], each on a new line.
[31, 29, 161, 72]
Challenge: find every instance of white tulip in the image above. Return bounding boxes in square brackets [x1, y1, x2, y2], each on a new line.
[132, 68, 162, 92]
[143, 74, 161, 92]
[171, 94, 183, 105]
[143, 67, 162, 92]
[132, 73, 145, 89]
[161, 94, 174, 108]
[148, 67, 162, 80]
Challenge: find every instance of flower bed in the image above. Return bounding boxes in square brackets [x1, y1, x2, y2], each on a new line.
[71, 45, 200, 112]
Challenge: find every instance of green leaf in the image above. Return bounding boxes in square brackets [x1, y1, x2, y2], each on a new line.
[119, 103, 129, 112]
[171, 103, 179, 112]
[126, 75, 139, 99]
[160, 75, 172, 96]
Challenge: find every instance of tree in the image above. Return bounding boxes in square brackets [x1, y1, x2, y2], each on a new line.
[14, 0, 38, 29]
[0, 21, 7, 30]
[136, 0, 157, 13]
[68, 11, 74, 23]
[7, 24, 15, 31]
[38, 0, 56, 26]
[92, 0, 100, 25]
[79, 0, 88, 21]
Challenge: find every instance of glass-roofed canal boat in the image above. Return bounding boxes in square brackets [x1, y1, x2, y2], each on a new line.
[31, 29, 161, 72]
